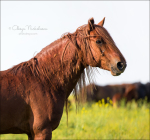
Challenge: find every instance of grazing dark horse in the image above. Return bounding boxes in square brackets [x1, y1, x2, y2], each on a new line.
[0, 17, 126, 140]
[84, 82, 148, 103]
[112, 84, 138, 106]
[83, 83, 126, 102]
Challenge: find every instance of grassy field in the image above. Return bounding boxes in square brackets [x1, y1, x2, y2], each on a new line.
[0, 96, 149, 140]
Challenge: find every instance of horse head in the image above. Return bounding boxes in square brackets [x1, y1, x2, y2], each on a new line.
[77, 17, 126, 76]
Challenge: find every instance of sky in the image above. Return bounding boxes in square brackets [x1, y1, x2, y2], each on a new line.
[1, 1, 149, 86]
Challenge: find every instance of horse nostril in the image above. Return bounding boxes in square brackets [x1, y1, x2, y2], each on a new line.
[117, 62, 124, 71]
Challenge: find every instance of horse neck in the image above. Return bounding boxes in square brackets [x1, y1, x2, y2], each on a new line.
[35, 36, 85, 97]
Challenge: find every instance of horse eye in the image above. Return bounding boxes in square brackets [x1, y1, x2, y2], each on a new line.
[96, 40, 102, 44]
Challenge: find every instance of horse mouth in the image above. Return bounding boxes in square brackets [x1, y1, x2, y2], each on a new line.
[110, 67, 122, 76]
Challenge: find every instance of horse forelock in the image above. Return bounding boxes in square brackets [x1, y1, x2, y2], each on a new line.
[94, 25, 123, 55]
[95, 26, 115, 44]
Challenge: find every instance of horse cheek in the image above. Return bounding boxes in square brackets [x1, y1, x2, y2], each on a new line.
[100, 58, 110, 71]
[89, 45, 101, 66]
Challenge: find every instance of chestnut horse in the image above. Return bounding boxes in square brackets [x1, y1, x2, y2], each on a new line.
[0, 17, 126, 140]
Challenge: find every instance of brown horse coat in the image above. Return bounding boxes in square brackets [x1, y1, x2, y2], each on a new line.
[0, 18, 126, 140]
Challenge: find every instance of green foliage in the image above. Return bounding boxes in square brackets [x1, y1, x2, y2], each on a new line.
[0, 96, 149, 140]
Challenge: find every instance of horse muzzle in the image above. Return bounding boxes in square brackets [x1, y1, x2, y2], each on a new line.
[111, 61, 127, 76]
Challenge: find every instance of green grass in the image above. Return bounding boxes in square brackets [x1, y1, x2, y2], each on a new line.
[0, 97, 149, 140]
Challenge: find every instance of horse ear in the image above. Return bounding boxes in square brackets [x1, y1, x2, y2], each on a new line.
[98, 17, 105, 26]
[87, 17, 95, 31]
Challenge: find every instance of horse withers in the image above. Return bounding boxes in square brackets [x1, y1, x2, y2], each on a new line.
[0, 17, 126, 140]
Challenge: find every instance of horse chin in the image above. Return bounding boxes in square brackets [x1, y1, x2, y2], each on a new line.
[111, 71, 121, 76]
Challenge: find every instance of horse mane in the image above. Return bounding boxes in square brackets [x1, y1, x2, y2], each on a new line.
[61, 24, 96, 103]
[8, 58, 35, 76]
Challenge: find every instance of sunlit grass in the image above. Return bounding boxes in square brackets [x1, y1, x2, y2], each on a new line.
[52, 97, 149, 139]
[0, 96, 149, 139]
